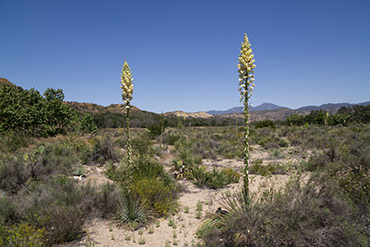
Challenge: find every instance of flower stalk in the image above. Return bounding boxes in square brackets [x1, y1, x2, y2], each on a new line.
[121, 60, 134, 166]
[237, 34, 256, 206]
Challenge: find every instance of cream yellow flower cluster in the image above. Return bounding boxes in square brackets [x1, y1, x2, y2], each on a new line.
[238, 33, 256, 104]
[120, 60, 134, 106]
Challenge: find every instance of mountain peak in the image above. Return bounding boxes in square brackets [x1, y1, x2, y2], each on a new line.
[207, 103, 285, 115]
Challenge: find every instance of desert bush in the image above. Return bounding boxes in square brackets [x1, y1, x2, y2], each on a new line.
[1, 176, 93, 245]
[148, 124, 162, 137]
[131, 132, 153, 157]
[193, 167, 226, 189]
[0, 222, 46, 247]
[107, 156, 179, 217]
[41, 204, 85, 244]
[0, 143, 77, 193]
[203, 176, 368, 247]
[192, 166, 240, 189]
[0, 155, 31, 193]
[175, 137, 202, 165]
[249, 160, 287, 176]
[168, 134, 180, 145]
[0, 195, 19, 224]
[131, 177, 177, 216]
[80, 135, 121, 165]
[0, 130, 30, 153]
[255, 120, 276, 129]
[15, 176, 103, 245]
[92, 136, 121, 164]
[221, 168, 241, 183]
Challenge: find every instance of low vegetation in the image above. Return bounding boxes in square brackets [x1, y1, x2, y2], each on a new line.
[200, 124, 370, 247]
[1, 80, 369, 246]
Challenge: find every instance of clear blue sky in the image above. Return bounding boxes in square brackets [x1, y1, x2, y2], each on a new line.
[1, 0, 369, 113]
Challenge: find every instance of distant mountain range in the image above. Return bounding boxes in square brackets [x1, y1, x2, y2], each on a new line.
[206, 101, 370, 115]
[2, 77, 369, 122]
[207, 103, 284, 115]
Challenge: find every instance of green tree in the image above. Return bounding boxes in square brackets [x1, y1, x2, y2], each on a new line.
[237, 33, 256, 206]
[286, 114, 305, 126]
[79, 113, 98, 133]
[43, 88, 72, 135]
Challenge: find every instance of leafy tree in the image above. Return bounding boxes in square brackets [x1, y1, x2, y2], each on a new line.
[79, 113, 98, 133]
[304, 110, 326, 125]
[43, 88, 72, 135]
[0, 84, 74, 137]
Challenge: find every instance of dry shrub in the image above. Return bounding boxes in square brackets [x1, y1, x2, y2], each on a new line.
[0, 143, 77, 193]
[203, 176, 368, 247]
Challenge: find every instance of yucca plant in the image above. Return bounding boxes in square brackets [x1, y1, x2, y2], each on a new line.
[115, 196, 151, 230]
[121, 59, 134, 166]
[237, 33, 256, 206]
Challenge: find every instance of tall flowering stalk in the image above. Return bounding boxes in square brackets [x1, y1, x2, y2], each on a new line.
[238, 34, 256, 206]
[121, 60, 134, 166]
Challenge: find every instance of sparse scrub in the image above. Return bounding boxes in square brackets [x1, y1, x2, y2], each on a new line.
[203, 175, 369, 246]
[0, 143, 77, 193]
[201, 125, 370, 246]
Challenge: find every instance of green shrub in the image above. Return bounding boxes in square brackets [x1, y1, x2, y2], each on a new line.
[193, 167, 239, 189]
[148, 124, 162, 137]
[221, 168, 241, 183]
[0, 195, 18, 224]
[131, 132, 153, 157]
[255, 120, 276, 129]
[131, 177, 178, 216]
[108, 157, 179, 218]
[169, 134, 180, 145]
[0, 131, 30, 153]
[0, 222, 46, 247]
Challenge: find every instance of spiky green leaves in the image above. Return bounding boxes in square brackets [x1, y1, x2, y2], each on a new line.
[238, 34, 256, 104]
[121, 60, 134, 106]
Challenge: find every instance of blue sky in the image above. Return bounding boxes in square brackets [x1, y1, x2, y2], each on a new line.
[1, 0, 369, 113]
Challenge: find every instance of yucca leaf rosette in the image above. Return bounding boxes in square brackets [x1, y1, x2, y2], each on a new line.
[238, 33, 256, 206]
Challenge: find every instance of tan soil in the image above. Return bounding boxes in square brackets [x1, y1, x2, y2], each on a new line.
[62, 146, 309, 247]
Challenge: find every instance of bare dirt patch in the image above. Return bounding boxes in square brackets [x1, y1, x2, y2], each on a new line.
[61, 147, 310, 247]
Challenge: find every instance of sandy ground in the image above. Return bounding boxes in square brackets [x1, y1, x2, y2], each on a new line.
[62, 146, 308, 247]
